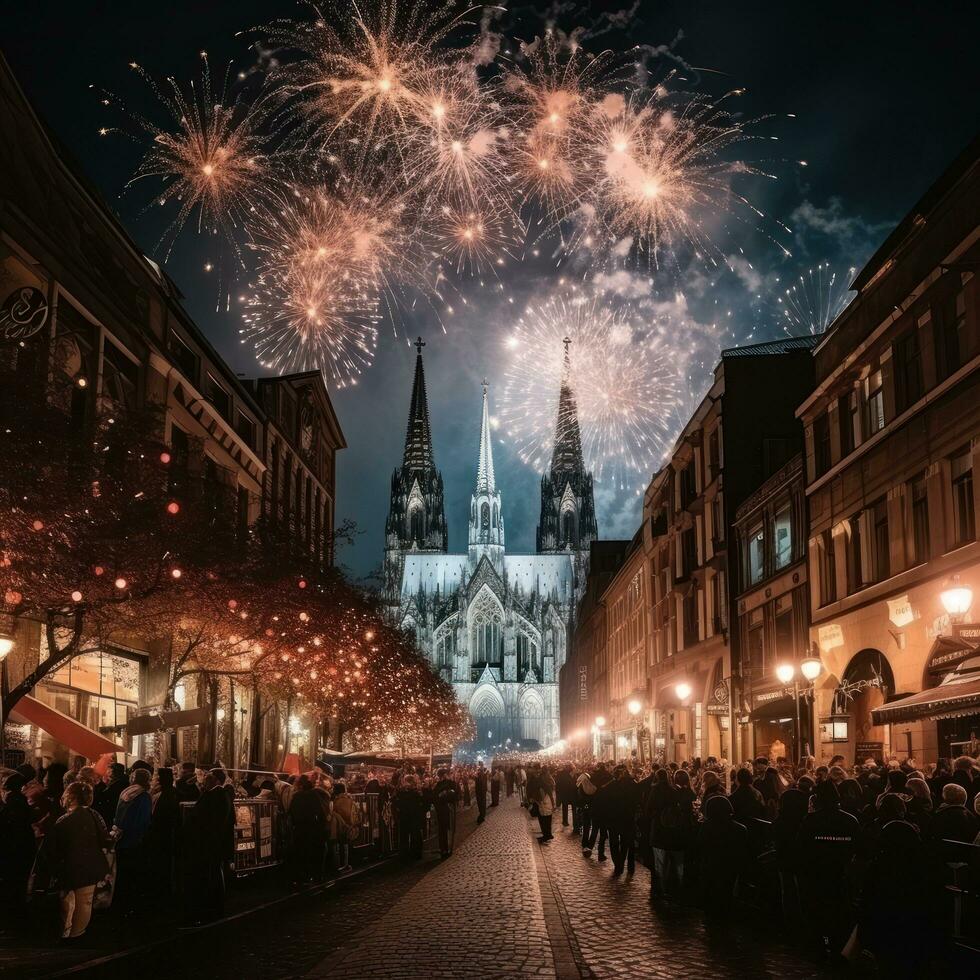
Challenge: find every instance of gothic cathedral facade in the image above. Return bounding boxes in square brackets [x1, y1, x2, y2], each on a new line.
[384, 338, 597, 751]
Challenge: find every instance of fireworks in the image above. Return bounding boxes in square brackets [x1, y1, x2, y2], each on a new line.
[500, 293, 681, 488]
[774, 262, 856, 335]
[120, 53, 272, 259]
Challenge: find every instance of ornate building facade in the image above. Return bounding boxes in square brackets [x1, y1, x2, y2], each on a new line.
[384, 339, 596, 750]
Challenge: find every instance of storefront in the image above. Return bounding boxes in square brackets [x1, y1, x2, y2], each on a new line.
[749, 688, 798, 762]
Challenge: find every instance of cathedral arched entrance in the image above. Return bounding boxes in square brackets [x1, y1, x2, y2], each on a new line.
[469, 685, 506, 753]
[518, 689, 545, 750]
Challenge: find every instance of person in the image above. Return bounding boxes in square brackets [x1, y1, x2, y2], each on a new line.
[147, 767, 180, 896]
[837, 778, 864, 820]
[555, 765, 577, 829]
[490, 766, 503, 807]
[394, 774, 426, 860]
[112, 768, 152, 915]
[50, 782, 110, 942]
[0, 773, 37, 914]
[576, 767, 597, 850]
[184, 768, 234, 925]
[647, 768, 691, 897]
[433, 768, 458, 858]
[175, 761, 201, 804]
[904, 777, 934, 837]
[797, 781, 859, 962]
[330, 782, 354, 873]
[535, 769, 556, 842]
[757, 766, 782, 820]
[951, 755, 978, 805]
[930, 782, 979, 843]
[966, 731, 980, 759]
[729, 767, 766, 823]
[289, 774, 326, 882]
[772, 788, 808, 928]
[505, 766, 515, 798]
[474, 762, 489, 824]
[94, 763, 127, 827]
[516, 765, 527, 806]
[696, 796, 749, 915]
[605, 766, 639, 877]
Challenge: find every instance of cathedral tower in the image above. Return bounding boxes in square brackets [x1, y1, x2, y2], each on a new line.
[384, 338, 447, 603]
[536, 338, 598, 555]
[468, 380, 504, 574]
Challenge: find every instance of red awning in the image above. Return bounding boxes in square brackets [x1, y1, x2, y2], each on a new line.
[9, 695, 126, 760]
[872, 675, 980, 725]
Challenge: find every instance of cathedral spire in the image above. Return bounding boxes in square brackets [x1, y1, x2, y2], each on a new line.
[402, 336, 434, 473]
[476, 378, 496, 493]
[550, 337, 585, 477]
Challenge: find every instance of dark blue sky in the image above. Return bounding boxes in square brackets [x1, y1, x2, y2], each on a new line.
[3, 2, 978, 580]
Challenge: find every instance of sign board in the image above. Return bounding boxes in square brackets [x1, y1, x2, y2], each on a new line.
[579, 665, 588, 701]
[855, 740, 884, 763]
[887, 595, 915, 628]
[818, 623, 844, 652]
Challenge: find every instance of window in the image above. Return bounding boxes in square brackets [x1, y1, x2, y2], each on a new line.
[951, 449, 976, 547]
[469, 592, 503, 665]
[838, 391, 857, 457]
[872, 498, 890, 583]
[409, 506, 424, 544]
[773, 502, 793, 570]
[680, 527, 697, 579]
[205, 373, 231, 420]
[680, 459, 697, 507]
[813, 412, 832, 476]
[712, 496, 724, 547]
[746, 613, 765, 671]
[775, 606, 794, 662]
[236, 411, 256, 449]
[682, 590, 699, 648]
[168, 331, 199, 383]
[936, 290, 966, 380]
[864, 370, 885, 436]
[910, 475, 929, 566]
[168, 425, 190, 495]
[849, 514, 864, 592]
[748, 522, 765, 585]
[481, 502, 490, 531]
[894, 328, 923, 412]
[819, 530, 837, 605]
[707, 429, 720, 480]
[101, 339, 138, 412]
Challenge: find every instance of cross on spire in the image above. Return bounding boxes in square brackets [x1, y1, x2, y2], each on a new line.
[415, 336, 426, 355]
[562, 335, 571, 355]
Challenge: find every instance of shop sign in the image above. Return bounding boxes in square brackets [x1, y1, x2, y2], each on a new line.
[818, 623, 844, 651]
[753, 689, 784, 706]
[887, 595, 915, 628]
[0, 286, 48, 342]
[706, 703, 729, 715]
[578, 665, 588, 701]
[855, 740, 884, 763]
[954, 624, 980, 642]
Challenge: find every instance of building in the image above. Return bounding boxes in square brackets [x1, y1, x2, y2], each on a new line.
[799, 139, 980, 765]
[0, 53, 345, 770]
[559, 539, 631, 750]
[642, 338, 816, 764]
[732, 453, 811, 762]
[384, 341, 596, 751]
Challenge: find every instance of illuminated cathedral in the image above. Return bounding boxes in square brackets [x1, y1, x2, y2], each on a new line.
[383, 338, 597, 751]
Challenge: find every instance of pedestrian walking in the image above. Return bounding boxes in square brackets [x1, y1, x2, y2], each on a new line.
[474, 762, 489, 823]
[394, 774, 426, 859]
[556, 765, 577, 829]
[433, 768, 458, 858]
[535, 770, 556, 842]
[490, 766, 502, 807]
[0, 773, 38, 915]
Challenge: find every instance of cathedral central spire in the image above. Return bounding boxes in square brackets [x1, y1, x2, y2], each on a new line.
[476, 377, 496, 493]
[402, 336, 434, 474]
[550, 337, 585, 477]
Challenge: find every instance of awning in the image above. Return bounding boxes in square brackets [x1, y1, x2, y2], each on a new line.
[926, 635, 979, 675]
[750, 695, 797, 721]
[9, 694, 126, 759]
[872, 675, 980, 725]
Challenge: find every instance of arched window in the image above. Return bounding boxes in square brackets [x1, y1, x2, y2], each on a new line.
[468, 588, 503, 666]
[409, 506, 424, 544]
[519, 692, 545, 746]
[562, 510, 576, 546]
[492, 504, 498, 528]
[481, 502, 490, 531]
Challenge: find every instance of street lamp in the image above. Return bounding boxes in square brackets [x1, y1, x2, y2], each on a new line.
[595, 715, 606, 728]
[675, 682, 692, 701]
[776, 657, 823, 763]
[0, 634, 13, 659]
[627, 699, 642, 716]
[941, 575, 973, 624]
[800, 657, 823, 683]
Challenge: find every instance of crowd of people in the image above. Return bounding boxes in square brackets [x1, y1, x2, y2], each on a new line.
[507, 750, 980, 972]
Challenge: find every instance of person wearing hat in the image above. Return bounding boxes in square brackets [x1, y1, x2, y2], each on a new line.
[0, 773, 36, 914]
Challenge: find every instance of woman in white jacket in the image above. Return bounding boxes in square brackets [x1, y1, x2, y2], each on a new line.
[536, 771, 556, 842]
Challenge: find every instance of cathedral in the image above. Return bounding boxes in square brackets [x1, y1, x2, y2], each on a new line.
[384, 338, 598, 751]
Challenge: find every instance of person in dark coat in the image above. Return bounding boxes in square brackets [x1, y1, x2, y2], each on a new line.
[288, 774, 326, 883]
[112, 768, 152, 915]
[929, 783, 979, 843]
[797, 781, 859, 962]
[555, 765, 577, 828]
[0, 773, 37, 915]
[505, 766, 515, 798]
[51, 782, 110, 941]
[394, 775, 426, 859]
[175, 762, 201, 804]
[93, 763, 127, 827]
[696, 795, 749, 916]
[148, 767, 180, 897]
[772, 788, 808, 928]
[474, 763, 489, 824]
[584, 765, 611, 861]
[604, 766, 639, 877]
[490, 766, 501, 807]
[184, 768, 234, 924]
[433, 769, 458, 858]
[646, 769, 693, 896]
[729, 767, 766, 823]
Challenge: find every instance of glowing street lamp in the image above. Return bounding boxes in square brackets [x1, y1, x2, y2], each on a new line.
[941, 575, 973, 623]
[595, 715, 606, 728]
[675, 682, 692, 701]
[627, 699, 643, 716]
[0, 633, 13, 659]
[775, 663, 796, 685]
[801, 657, 823, 682]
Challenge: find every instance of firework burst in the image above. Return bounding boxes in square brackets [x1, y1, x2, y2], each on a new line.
[774, 261, 856, 335]
[116, 53, 272, 260]
[499, 293, 681, 489]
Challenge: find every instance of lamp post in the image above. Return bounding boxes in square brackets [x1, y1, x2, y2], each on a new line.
[0, 629, 14, 756]
[941, 575, 973, 627]
[776, 657, 823, 763]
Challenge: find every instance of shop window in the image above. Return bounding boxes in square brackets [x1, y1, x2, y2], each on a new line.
[864, 370, 885, 437]
[910, 474, 929, 566]
[951, 449, 976, 547]
[893, 327, 924, 412]
[748, 522, 765, 585]
[773, 502, 793, 570]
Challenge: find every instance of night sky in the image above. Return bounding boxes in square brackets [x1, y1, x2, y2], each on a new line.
[3, 2, 978, 581]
